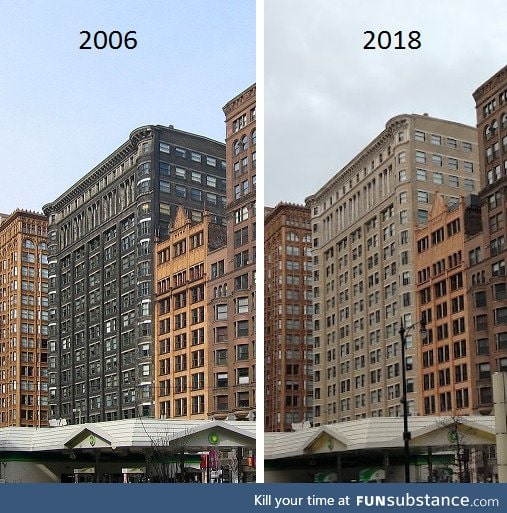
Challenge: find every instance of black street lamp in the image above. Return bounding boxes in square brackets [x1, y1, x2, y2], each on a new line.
[399, 318, 427, 483]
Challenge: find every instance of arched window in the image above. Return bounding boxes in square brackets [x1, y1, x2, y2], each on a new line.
[502, 113, 507, 129]
[233, 140, 241, 156]
[485, 125, 491, 140]
[251, 129, 256, 146]
[492, 119, 499, 133]
[241, 135, 248, 151]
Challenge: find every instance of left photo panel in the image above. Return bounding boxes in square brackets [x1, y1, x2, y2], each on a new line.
[0, 0, 256, 483]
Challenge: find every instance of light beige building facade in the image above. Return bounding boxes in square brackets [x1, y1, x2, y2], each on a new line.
[306, 114, 479, 425]
[0, 210, 48, 427]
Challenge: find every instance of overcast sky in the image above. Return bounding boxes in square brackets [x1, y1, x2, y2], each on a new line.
[0, 0, 254, 214]
[265, 0, 507, 207]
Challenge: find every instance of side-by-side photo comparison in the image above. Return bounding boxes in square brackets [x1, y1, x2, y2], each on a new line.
[2, 0, 507, 490]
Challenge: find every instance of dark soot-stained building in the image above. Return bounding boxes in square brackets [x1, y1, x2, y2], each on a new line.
[43, 125, 226, 424]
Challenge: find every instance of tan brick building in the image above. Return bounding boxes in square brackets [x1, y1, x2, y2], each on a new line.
[0, 210, 48, 427]
[415, 193, 481, 416]
[154, 207, 226, 419]
[264, 203, 313, 431]
[307, 114, 479, 425]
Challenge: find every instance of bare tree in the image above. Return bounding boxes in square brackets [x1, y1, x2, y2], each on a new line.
[143, 427, 195, 483]
[437, 415, 472, 483]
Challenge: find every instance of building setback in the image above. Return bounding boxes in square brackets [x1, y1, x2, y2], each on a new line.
[264, 203, 313, 431]
[306, 114, 479, 425]
[207, 85, 256, 420]
[415, 193, 481, 416]
[465, 66, 507, 413]
[42, 125, 226, 424]
[0, 210, 48, 427]
[154, 207, 226, 419]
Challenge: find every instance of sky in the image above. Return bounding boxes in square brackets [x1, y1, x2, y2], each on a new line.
[264, 0, 507, 207]
[0, 0, 255, 213]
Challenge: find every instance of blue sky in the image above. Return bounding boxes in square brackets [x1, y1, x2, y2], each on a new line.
[0, 0, 255, 213]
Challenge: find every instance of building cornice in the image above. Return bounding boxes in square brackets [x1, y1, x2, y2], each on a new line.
[42, 127, 153, 215]
[0, 209, 47, 233]
[223, 84, 256, 117]
[306, 116, 408, 207]
[264, 202, 310, 225]
[473, 66, 507, 103]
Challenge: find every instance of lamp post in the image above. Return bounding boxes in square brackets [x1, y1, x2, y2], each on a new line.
[399, 318, 427, 483]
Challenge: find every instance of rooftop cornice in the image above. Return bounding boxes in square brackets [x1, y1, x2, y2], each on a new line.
[223, 84, 256, 116]
[43, 127, 154, 214]
[306, 116, 408, 206]
[473, 66, 507, 103]
[264, 202, 310, 224]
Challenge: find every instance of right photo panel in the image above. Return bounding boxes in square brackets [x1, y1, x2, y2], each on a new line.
[264, 0, 507, 484]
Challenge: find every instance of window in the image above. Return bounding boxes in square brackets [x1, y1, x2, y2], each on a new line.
[236, 320, 249, 337]
[477, 338, 489, 355]
[496, 307, 507, 325]
[448, 175, 459, 187]
[464, 179, 474, 192]
[236, 368, 249, 385]
[463, 161, 473, 173]
[448, 157, 458, 170]
[215, 304, 227, 321]
[433, 172, 443, 185]
[236, 296, 249, 314]
[431, 134, 441, 145]
[432, 154, 442, 167]
[478, 363, 491, 379]
[416, 169, 427, 181]
[175, 185, 186, 197]
[190, 188, 202, 201]
[415, 130, 425, 142]
[447, 137, 457, 149]
[160, 180, 170, 194]
[417, 209, 428, 224]
[417, 190, 429, 203]
[415, 151, 426, 163]
[492, 260, 505, 277]
[497, 333, 507, 351]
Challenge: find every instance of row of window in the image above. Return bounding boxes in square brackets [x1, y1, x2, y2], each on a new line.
[159, 142, 225, 170]
[414, 130, 473, 152]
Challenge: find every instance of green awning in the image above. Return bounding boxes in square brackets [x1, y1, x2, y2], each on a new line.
[359, 468, 385, 482]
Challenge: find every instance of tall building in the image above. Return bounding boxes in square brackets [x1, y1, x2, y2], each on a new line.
[306, 114, 479, 425]
[207, 85, 256, 420]
[465, 66, 507, 414]
[264, 203, 313, 432]
[0, 210, 48, 427]
[42, 125, 226, 424]
[415, 193, 481, 416]
[154, 207, 226, 419]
